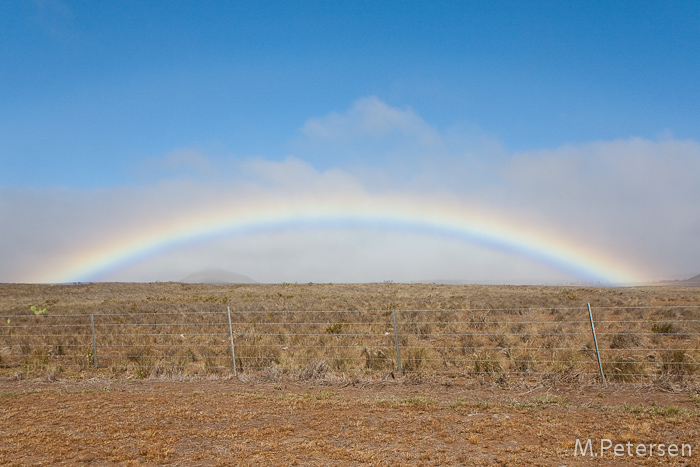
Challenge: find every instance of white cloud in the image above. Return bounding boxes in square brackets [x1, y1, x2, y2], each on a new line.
[302, 96, 442, 146]
[1, 98, 699, 284]
[295, 96, 505, 193]
[238, 156, 366, 195]
[298, 103, 700, 280]
[502, 137, 700, 278]
[296, 97, 447, 182]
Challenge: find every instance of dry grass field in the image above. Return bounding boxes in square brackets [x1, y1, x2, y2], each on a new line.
[2, 282, 700, 381]
[2, 282, 700, 465]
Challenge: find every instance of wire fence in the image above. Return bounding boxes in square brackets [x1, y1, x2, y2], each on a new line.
[1, 304, 700, 381]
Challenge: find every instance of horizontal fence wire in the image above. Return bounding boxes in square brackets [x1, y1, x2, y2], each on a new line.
[0, 305, 699, 381]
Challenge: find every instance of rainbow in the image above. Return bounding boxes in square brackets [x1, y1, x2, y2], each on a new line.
[42, 193, 644, 284]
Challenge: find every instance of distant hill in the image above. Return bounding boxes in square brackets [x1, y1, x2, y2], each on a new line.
[660, 273, 700, 286]
[681, 273, 700, 286]
[180, 269, 257, 284]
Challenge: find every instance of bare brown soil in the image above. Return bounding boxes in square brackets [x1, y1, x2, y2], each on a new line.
[1, 376, 699, 466]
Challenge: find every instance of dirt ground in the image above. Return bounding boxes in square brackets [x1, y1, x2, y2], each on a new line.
[2, 283, 699, 465]
[1, 375, 699, 466]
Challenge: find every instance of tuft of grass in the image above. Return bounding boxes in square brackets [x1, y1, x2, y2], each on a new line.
[661, 350, 697, 376]
[473, 350, 502, 374]
[402, 347, 427, 372]
[622, 404, 692, 422]
[401, 396, 433, 405]
[604, 357, 647, 382]
[262, 363, 282, 382]
[361, 347, 393, 370]
[610, 332, 646, 349]
[651, 322, 677, 334]
[314, 391, 335, 400]
[298, 360, 329, 381]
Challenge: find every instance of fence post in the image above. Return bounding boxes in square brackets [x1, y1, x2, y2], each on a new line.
[587, 303, 605, 385]
[392, 309, 402, 374]
[90, 314, 98, 368]
[227, 307, 237, 376]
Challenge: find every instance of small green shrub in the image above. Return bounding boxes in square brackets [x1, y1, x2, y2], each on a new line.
[30, 305, 48, 316]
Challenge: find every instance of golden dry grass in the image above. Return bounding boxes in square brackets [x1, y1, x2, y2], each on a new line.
[1, 283, 699, 383]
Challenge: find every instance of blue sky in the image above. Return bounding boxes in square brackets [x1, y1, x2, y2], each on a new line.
[1, 1, 699, 283]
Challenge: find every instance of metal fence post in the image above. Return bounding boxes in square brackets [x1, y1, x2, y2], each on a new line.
[227, 307, 237, 376]
[392, 309, 402, 374]
[587, 303, 605, 385]
[90, 314, 98, 368]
